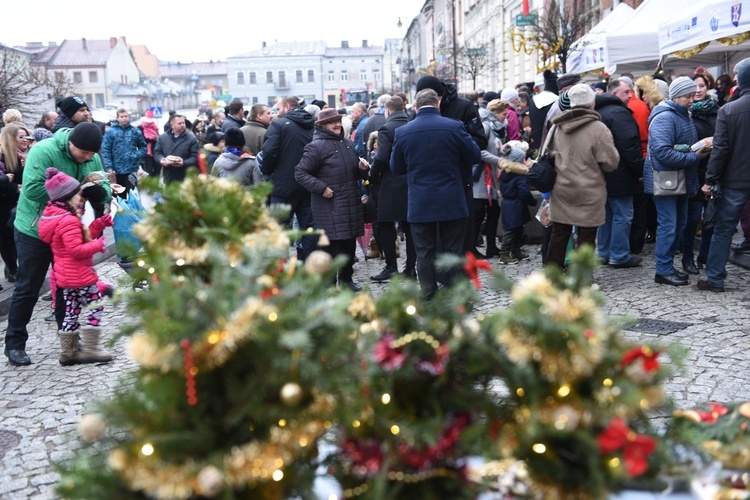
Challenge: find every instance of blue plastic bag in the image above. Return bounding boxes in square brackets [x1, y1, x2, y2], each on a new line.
[112, 188, 145, 260]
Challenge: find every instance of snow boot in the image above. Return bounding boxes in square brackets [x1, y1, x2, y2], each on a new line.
[78, 326, 113, 364]
[58, 331, 79, 366]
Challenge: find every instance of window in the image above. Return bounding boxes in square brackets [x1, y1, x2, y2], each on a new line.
[279, 71, 286, 87]
[328, 70, 335, 82]
[266, 71, 273, 84]
[85, 93, 93, 104]
[73, 72, 82, 83]
[95, 94, 105, 108]
[307, 69, 314, 82]
[54, 71, 64, 82]
[252, 96, 258, 104]
[341, 70, 348, 82]
[373, 70, 380, 82]
[237, 72, 245, 85]
[296, 70, 303, 83]
[360, 70, 367, 81]
[249, 72, 257, 84]
[88, 71, 98, 83]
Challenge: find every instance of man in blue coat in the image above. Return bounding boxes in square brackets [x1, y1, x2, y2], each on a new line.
[390, 88, 482, 298]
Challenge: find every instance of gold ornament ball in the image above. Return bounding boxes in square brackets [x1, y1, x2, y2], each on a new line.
[280, 382, 304, 406]
[197, 465, 224, 497]
[78, 413, 107, 443]
[304, 250, 332, 276]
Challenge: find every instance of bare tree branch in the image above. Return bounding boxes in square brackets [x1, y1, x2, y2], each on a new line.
[530, 0, 596, 73]
[458, 43, 497, 89]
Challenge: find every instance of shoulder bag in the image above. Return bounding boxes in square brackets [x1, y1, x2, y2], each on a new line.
[650, 150, 686, 196]
[527, 125, 557, 193]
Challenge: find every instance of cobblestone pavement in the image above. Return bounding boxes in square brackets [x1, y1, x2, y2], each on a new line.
[1, 235, 749, 497]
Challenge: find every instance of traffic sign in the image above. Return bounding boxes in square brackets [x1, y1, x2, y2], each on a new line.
[515, 13, 537, 26]
[149, 106, 163, 118]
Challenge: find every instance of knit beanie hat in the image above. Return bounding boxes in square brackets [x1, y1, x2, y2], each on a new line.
[416, 75, 445, 96]
[58, 96, 88, 119]
[556, 73, 583, 91]
[144, 109, 154, 118]
[594, 82, 608, 93]
[619, 76, 634, 89]
[482, 91, 499, 102]
[32, 128, 54, 142]
[654, 79, 669, 99]
[69, 122, 103, 152]
[567, 84, 595, 108]
[501, 88, 519, 102]
[224, 128, 245, 148]
[734, 57, 750, 89]
[45, 168, 81, 201]
[311, 99, 327, 110]
[316, 108, 343, 125]
[669, 76, 698, 99]
[558, 90, 572, 111]
[501, 144, 526, 164]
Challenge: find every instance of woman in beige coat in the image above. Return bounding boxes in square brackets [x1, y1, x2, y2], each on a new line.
[546, 84, 620, 269]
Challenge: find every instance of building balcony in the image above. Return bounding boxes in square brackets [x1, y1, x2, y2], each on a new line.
[274, 80, 290, 90]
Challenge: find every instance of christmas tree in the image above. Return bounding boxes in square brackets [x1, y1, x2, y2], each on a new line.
[57, 175, 366, 499]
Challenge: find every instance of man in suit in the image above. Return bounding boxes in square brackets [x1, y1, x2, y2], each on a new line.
[390, 89, 482, 298]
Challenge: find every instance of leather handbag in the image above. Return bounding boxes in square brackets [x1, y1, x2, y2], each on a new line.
[527, 125, 557, 193]
[652, 169, 686, 196]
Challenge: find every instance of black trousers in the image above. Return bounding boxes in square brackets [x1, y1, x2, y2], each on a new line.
[0, 204, 17, 274]
[546, 223, 597, 269]
[379, 220, 416, 270]
[411, 218, 464, 297]
[323, 238, 356, 284]
[630, 191, 648, 254]
[500, 226, 524, 252]
[473, 199, 500, 252]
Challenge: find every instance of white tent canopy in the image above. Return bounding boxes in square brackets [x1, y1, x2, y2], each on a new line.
[606, 0, 697, 69]
[566, 2, 635, 75]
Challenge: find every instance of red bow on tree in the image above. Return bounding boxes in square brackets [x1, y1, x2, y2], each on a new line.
[598, 417, 656, 477]
[464, 251, 492, 289]
[620, 346, 660, 373]
[697, 402, 730, 424]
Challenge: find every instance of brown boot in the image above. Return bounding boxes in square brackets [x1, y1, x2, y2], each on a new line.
[78, 326, 113, 364]
[59, 331, 79, 366]
[366, 238, 381, 260]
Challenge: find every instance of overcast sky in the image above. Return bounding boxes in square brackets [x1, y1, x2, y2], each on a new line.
[2, 0, 426, 62]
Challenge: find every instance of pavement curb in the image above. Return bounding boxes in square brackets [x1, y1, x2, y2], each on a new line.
[0, 228, 117, 318]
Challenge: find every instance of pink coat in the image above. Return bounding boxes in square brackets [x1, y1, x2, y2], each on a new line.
[38, 203, 105, 288]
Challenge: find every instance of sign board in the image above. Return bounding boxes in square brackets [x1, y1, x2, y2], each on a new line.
[515, 13, 537, 27]
[149, 106, 163, 119]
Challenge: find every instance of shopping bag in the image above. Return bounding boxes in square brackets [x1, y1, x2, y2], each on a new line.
[111, 188, 145, 259]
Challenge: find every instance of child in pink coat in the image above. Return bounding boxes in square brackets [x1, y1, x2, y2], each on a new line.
[38, 168, 113, 366]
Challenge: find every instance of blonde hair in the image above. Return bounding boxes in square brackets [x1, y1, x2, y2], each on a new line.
[0, 123, 30, 173]
[634, 76, 665, 109]
[487, 99, 510, 113]
[2, 108, 23, 125]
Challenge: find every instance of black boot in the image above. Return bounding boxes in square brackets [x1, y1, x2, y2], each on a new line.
[682, 257, 699, 275]
[371, 266, 398, 282]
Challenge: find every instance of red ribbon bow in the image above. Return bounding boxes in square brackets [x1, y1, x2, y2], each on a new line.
[464, 251, 492, 289]
[620, 346, 660, 373]
[598, 417, 656, 477]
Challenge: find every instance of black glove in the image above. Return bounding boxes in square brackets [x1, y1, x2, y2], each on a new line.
[81, 184, 107, 203]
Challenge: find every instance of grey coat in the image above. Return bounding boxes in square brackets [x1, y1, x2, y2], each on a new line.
[295, 127, 366, 240]
[213, 152, 263, 188]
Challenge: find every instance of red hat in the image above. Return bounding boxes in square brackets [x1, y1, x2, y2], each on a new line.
[145, 109, 154, 118]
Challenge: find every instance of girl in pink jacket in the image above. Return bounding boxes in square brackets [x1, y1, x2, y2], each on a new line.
[38, 168, 113, 366]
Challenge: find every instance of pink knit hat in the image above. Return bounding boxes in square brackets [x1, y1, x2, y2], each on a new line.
[45, 168, 80, 201]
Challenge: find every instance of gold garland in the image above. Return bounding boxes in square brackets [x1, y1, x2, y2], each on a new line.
[718, 31, 750, 46]
[672, 42, 710, 59]
[343, 468, 460, 498]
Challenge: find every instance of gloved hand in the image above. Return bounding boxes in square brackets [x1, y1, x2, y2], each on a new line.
[96, 236, 106, 253]
[81, 184, 107, 203]
[98, 213, 114, 227]
[698, 148, 712, 159]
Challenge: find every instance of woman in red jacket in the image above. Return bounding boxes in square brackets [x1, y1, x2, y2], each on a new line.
[38, 168, 113, 366]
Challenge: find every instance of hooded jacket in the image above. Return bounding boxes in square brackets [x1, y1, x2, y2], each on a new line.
[261, 108, 315, 201]
[101, 122, 147, 175]
[644, 100, 700, 196]
[548, 108, 619, 227]
[594, 94, 644, 197]
[241, 120, 268, 155]
[213, 152, 263, 188]
[38, 203, 107, 288]
[294, 127, 366, 240]
[14, 128, 110, 239]
[706, 88, 750, 189]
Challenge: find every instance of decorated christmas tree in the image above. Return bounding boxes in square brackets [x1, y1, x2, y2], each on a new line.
[57, 175, 366, 499]
[480, 248, 686, 499]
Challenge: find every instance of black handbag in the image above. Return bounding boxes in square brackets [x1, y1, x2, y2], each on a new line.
[527, 125, 557, 193]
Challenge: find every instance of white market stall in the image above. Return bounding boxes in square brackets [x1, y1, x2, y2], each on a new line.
[566, 2, 635, 75]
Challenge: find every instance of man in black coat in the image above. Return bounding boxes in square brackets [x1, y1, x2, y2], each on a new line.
[260, 96, 316, 260]
[594, 78, 645, 269]
[414, 76, 487, 258]
[154, 114, 200, 183]
[370, 96, 414, 282]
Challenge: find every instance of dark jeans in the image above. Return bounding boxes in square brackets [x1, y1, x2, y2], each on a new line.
[323, 238, 356, 284]
[546, 223, 597, 270]
[681, 197, 704, 260]
[500, 226, 524, 252]
[473, 199, 500, 252]
[379, 220, 416, 270]
[707, 187, 750, 286]
[270, 195, 317, 261]
[630, 191, 649, 254]
[4, 230, 64, 353]
[741, 199, 750, 243]
[411, 218, 465, 297]
[0, 205, 17, 274]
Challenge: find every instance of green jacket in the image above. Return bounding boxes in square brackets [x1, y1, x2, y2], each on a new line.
[15, 128, 111, 239]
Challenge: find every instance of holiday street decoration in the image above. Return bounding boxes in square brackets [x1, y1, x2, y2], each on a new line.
[57, 175, 364, 499]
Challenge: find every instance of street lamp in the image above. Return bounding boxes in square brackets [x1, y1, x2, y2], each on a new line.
[397, 17, 402, 28]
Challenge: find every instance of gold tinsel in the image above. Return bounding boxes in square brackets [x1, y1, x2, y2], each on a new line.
[672, 42, 710, 59]
[718, 31, 750, 46]
[347, 293, 377, 320]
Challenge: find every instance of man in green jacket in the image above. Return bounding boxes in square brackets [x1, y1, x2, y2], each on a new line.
[5, 122, 111, 366]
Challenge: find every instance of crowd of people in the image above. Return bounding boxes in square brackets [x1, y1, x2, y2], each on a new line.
[2, 56, 750, 366]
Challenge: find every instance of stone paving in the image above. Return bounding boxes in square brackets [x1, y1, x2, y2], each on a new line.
[1, 234, 750, 497]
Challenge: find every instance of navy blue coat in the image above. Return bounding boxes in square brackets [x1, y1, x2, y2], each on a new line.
[500, 171, 535, 230]
[390, 107, 482, 223]
[644, 100, 700, 196]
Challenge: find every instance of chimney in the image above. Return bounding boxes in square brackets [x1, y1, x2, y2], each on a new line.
[110, 37, 116, 47]
[341, 40, 349, 48]
[262, 41, 266, 48]
[362, 40, 368, 48]
[82, 38, 87, 50]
